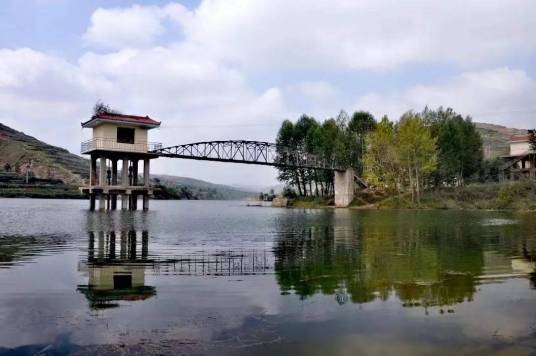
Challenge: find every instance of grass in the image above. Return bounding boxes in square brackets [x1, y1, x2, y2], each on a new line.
[287, 180, 536, 211]
[288, 196, 333, 208]
[0, 185, 83, 199]
[375, 180, 536, 211]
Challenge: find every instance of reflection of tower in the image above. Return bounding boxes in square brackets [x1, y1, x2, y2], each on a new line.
[78, 230, 155, 309]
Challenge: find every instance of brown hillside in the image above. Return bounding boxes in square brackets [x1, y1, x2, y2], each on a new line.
[0, 123, 89, 185]
[474, 122, 527, 159]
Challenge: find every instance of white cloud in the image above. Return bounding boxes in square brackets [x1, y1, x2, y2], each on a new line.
[83, 3, 191, 49]
[355, 67, 536, 128]
[184, 0, 536, 71]
[293, 81, 337, 101]
[83, 1, 536, 70]
[0, 44, 287, 185]
[2, 1, 536, 185]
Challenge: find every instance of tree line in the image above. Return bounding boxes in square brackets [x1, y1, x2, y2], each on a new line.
[275, 107, 492, 202]
[275, 110, 375, 197]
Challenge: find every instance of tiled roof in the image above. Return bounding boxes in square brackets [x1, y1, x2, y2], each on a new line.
[82, 112, 161, 128]
[510, 134, 530, 142]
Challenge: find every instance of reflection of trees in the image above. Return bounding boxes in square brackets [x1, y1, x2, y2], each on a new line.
[274, 211, 536, 308]
[0, 234, 68, 267]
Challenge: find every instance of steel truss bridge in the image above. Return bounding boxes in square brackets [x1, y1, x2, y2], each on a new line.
[151, 140, 344, 171]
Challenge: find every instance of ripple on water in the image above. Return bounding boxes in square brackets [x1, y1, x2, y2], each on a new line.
[480, 218, 518, 226]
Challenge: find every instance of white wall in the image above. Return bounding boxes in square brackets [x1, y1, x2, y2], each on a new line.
[510, 141, 530, 156]
[90, 123, 151, 153]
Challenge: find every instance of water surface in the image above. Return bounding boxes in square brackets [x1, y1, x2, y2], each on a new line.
[0, 199, 535, 355]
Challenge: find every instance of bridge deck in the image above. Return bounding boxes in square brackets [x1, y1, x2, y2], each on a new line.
[152, 140, 343, 171]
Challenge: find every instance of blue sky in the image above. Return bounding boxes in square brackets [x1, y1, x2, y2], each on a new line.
[1, 0, 535, 186]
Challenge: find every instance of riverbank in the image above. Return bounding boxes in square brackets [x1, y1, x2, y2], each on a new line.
[0, 185, 83, 199]
[287, 181, 536, 211]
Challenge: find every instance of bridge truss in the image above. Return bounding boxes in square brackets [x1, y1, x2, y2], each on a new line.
[151, 140, 343, 171]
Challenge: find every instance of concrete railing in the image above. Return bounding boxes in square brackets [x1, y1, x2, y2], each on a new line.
[81, 138, 162, 154]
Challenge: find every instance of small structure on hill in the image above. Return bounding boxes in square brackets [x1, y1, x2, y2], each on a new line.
[80, 112, 161, 210]
[502, 133, 536, 180]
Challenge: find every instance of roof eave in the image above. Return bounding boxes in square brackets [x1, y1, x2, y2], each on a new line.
[81, 118, 160, 129]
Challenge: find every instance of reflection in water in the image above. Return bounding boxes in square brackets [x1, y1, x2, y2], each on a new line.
[77, 226, 274, 309]
[273, 211, 536, 310]
[0, 234, 69, 268]
[2, 200, 536, 354]
[77, 231, 156, 309]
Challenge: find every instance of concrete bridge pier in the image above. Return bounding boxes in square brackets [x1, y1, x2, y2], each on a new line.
[334, 168, 355, 207]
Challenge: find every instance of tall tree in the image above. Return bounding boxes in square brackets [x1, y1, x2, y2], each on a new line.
[348, 111, 376, 175]
[363, 116, 400, 194]
[423, 107, 483, 186]
[529, 130, 536, 152]
[397, 113, 437, 203]
[275, 120, 303, 195]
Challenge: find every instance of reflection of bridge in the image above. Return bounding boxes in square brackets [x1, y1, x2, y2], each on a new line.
[153, 140, 358, 206]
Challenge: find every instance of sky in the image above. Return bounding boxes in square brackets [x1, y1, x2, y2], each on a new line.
[1, 0, 535, 187]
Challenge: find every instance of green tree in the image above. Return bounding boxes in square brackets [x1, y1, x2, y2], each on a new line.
[397, 112, 437, 203]
[348, 111, 377, 175]
[529, 130, 536, 152]
[363, 116, 400, 194]
[423, 107, 483, 186]
[275, 120, 303, 195]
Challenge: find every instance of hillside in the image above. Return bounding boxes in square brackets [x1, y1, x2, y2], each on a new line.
[152, 175, 254, 200]
[475, 122, 527, 159]
[0, 123, 89, 185]
[0, 122, 254, 200]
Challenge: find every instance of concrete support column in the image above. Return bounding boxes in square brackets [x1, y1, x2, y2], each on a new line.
[143, 194, 149, 211]
[110, 159, 118, 210]
[89, 194, 96, 211]
[334, 168, 355, 207]
[99, 157, 107, 186]
[130, 193, 137, 210]
[121, 194, 129, 210]
[98, 195, 106, 210]
[143, 158, 150, 187]
[121, 159, 128, 186]
[132, 160, 139, 186]
[112, 159, 118, 185]
[90, 155, 97, 186]
[110, 195, 117, 210]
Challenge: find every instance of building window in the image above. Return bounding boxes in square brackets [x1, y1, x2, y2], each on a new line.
[113, 274, 133, 289]
[117, 127, 135, 144]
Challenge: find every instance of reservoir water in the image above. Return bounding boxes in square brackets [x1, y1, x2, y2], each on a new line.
[0, 198, 535, 355]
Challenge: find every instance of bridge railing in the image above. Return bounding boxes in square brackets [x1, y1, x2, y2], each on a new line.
[153, 140, 342, 170]
[81, 138, 162, 154]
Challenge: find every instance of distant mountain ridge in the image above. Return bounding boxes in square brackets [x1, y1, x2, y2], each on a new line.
[152, 175, 253, 200]
[0, 123, 254, 200]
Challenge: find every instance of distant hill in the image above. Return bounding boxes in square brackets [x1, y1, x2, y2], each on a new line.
[475, 122, 527, 159]
[0, 122, 254, 200]
[0, 123, 89, 185]
[152, 175, 254, 200]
